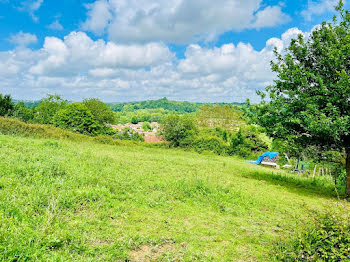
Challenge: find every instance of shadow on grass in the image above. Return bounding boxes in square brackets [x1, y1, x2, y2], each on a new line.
[241, 166, 346, 200]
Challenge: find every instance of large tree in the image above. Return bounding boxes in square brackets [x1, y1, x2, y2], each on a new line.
[82, 98, 115, 124]
[255, 2, 350, 195]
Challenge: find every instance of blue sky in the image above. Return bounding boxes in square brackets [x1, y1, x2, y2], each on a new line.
[0, 0, 347, 102]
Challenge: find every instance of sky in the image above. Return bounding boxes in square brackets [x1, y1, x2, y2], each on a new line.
[0, 0, 347, 103]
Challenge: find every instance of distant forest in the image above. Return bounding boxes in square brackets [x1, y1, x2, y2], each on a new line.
[16, 97, 246, 113]
[107, 97, 245, 113]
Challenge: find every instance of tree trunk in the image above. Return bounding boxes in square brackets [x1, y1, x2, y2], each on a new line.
[346, 149, 350, 196]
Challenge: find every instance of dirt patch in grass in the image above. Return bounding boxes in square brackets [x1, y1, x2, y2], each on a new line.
[129, 242, 185, 262]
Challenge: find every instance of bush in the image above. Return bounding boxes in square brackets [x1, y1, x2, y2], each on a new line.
[161, 114, 197, 147]
[274, 211, 350, 261]
[52, 103, 103, 136]
[0, 117, 137, 147]
[142, 122, 152, 131]
[192, 135, 228, 155]
[13, 102, 34, 122]
[229, 128, 268, 157]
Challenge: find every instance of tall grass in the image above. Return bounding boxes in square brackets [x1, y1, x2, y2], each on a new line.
[0, 117, 137, 146]
[0, 134, 348, 261]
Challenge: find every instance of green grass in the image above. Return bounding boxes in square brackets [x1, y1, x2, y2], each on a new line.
[0, 134, 348, 261]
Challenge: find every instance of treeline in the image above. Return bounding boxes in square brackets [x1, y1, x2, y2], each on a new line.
[108, 97, 200, 113]
[115, 108, 173, 124]
[112, 98, 247, 124]
[0, 94, 144, 141]
[109, 97, 245, 113]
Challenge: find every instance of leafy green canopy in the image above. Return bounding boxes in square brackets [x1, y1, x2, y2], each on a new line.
[257, 3, 350, 151]
[82, 98, 115, 124]
[161, 114, 197, 147]
[34, 94, 68, 124]
[52, 103, 103, 136]
[0, 94, 14, 116]
[255, 2, 350, 194]
[13, 102, 34, 122]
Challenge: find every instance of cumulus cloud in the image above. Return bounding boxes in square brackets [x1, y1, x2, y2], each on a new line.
[252, 6, 291, 29]
[301, 0, 339, 21]
[28, 31, 173, 76]
[8, 31, 38, 47]
[81, 0, 112, 35]
[82, 0, 289, 44]
[0, 28, 307, 103]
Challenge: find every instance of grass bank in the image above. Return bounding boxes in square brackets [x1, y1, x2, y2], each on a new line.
[0, 134, 348, 261]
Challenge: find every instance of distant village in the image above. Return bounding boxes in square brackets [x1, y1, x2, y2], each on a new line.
[110, 122, 165, 143]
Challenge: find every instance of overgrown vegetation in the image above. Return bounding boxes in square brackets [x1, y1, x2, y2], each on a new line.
[0, 117, 137, 147]
[274, 209, 350, 261]
[0, 134, 347, 261]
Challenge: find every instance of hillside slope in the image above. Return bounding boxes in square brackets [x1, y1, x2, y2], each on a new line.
[0, 135, 347, 261]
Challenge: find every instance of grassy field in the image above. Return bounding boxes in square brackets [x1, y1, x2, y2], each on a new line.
[0, 134, 348, 261]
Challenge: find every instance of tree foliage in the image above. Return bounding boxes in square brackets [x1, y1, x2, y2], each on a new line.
[52, 103, 103, 136]
[161, 114, 197, 147]
[83, 98, 115, 124]
[255, 2, 350, 195]
[34, 94, 67, 124]
[13, 102, 34, 122]
[0, 94, 14, 117]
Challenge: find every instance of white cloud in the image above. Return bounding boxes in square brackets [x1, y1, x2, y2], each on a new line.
[20, 0, 44, 22]
[48, 20, 64, 31]
[301, 0, 339, 21]
[252, 6, 291, 29]
[82, 0, 289, 44]
[28, 31, 173, 76]
[0, 28, 307, 103]
[8, 31, 38, 46]
[81, 0, 112, 35]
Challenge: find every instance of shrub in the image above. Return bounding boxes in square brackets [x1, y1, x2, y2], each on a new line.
[193, 135, 228, 155]
[0, 117, 137, 147]
[13, 102, 34, 122]
[274, 211, 350, 261]
[52, 103, 103, 136]
[229, 128, 268, 157]
[142, 122, 152, 131]
[161, 114, 197, 147]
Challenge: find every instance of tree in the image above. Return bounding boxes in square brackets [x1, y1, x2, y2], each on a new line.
[52, 103, 103, 136]
[142, 122, 152, 131]
[255, 2, 350, 195]
[161, 114, 197, 147]
[0, 94, 14, 116]
[82, 98, 115, 124]
[13, 102, 34, 122]
[34, 94, 67, 124]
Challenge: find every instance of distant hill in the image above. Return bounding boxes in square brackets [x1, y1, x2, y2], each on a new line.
[14, 97, 246, 112]
[13, 100, 40, 108]
[108, 97, 245, 113]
